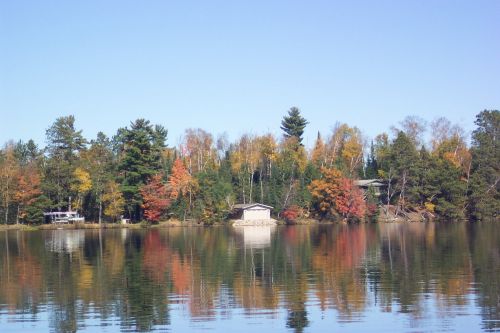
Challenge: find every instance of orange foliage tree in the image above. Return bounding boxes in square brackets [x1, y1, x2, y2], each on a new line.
[308, 167, 343, 218]
[140, 173, 170, 222]
[15, 166, 42, 224]
[308, 167, 366, 220]
[168, 159, 193, 200]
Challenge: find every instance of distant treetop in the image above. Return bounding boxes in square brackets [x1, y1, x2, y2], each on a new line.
[280, 107, 309, 144]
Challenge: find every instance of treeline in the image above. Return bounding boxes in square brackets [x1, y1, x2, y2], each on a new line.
[0, 109, 498, 224]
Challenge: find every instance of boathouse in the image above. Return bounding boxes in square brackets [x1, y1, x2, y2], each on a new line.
[233, 203, 272, 220]
[231, 203, 276, 226]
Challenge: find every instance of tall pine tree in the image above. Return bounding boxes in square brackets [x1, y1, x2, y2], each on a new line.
[116, 119, 167, 221]
[280, 107, 309, 144]
[468, 110, 499, 221]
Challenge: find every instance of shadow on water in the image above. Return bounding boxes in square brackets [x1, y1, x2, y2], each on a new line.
[0, 222, 498, 332]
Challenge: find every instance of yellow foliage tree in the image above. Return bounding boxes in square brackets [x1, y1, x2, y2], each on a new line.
[341, 129, 363, 176]
[71, 167, 92, 211]
[311, 132, 326, 167]
[102, 180, 125, 222]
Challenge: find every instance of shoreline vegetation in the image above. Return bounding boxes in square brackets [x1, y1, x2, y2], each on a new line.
[0, 108, 498, 227]
[0, 208, 482, 231]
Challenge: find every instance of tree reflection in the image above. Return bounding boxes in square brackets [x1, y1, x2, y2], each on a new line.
[0, 223, 498, 332]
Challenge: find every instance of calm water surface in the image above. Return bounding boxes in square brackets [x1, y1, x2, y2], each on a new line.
[0, 223, 499, 333]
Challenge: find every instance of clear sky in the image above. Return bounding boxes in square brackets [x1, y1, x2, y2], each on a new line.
[1, 0, 499, 149]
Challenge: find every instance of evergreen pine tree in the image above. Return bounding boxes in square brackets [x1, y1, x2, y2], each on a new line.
[468, 110, 500, 220]
[280, 107, 309, 144]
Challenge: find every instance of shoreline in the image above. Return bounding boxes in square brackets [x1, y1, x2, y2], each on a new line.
[0, 216, 485, 231]
[0, 220, 207, 231]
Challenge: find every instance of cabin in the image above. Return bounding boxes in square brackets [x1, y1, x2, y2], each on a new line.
[231, 203, 276, 226]
[43, 211, 85, 224]
[354, 179, 386, 197]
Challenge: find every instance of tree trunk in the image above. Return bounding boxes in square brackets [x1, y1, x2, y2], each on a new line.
[260, 171, 264, 203]
[98, 195, 102, 225]
[241, 173, 246, 204]
[249, 172, 253, 203]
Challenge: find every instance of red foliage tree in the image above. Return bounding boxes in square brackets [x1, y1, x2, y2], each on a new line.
[140, 173, 170, 222]
[309, 167, 367, 221]
[335, 178, 366, 220]
[281, 205, 302, 223]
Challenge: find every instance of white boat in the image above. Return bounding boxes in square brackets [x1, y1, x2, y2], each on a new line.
[43, 211, 85, 224]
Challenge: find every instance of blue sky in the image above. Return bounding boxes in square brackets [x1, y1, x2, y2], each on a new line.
[1, 0, 499, 148]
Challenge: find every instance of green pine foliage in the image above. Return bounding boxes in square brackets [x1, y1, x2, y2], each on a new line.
[116, 119, 167, 220]
[280, 107, 309, 144]
[468, 110, 500, 221]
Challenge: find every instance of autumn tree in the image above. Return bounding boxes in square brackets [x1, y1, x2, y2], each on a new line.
[229, 134, 261, 204]
[372, 133, 390, 177]
[140, 173, 170, 223]
[392, 115, 427, 148]
[311, 132, 326, 168]
[431, 118, 471, 175]
[102, 180, 125, 222]
[255, 134, 277, 203]
[0, 143, 19, 224]
[180, 128, 216, 174]
[308, 167, 343, 219]
[308, 167, 367, 221]
[168, 158, 197, 220]
[322, 123, 364, 175]
[277, 136, 308, 210]
[335, 178, 366, 220]
[340, 126, 364, 176]
[14, 165, 42, 224]
[71, 167, 92, 212]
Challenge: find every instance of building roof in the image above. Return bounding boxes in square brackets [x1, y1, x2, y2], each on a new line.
[354, 179, 385, 187]
[233, 203, 273, 210]
[43, 211, 80, 216]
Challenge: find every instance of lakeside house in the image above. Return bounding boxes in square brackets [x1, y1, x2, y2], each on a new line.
[354, 179, 386, 197]
[231, 203, 276, 226]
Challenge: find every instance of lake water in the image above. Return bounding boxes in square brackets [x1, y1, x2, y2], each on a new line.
[0, 223, 499, 333]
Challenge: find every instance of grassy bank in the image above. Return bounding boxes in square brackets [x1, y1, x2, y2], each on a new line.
[0, 219, 209, 231]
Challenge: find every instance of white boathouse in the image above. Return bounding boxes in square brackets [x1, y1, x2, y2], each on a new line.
[232, 203, 276, 226]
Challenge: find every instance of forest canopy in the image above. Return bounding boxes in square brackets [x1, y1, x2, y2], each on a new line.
[0, 109, 498, 224]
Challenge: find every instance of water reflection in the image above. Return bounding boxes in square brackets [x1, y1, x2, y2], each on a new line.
[233, 225, 276, 248]
[45, 230, 85, 253]
[0, 223, 499, 333]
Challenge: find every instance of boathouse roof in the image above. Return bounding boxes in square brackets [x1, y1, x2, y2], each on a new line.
[233, 203, 273, 210]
